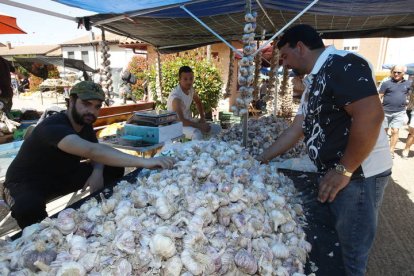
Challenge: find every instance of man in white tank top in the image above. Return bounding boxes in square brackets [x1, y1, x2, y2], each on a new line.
[167, 66, 221, 140]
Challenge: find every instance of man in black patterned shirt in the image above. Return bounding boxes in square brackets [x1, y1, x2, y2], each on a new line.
[257, 25, 392, 276]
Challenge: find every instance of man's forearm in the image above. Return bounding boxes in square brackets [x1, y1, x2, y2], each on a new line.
[89, 144, 151, 167]
[196, 102, 205, 121]
[180, 118, 199, 128]
[339, 118, 382, 173]
[260, 115, 304, 162]
[92, 162, 104, 172]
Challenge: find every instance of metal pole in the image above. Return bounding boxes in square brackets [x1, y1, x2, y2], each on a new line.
[252, 0, 319, 56]
[255, 0, 276, 30]
[0, 0, 75, 21]
[180, 5, 243, 57]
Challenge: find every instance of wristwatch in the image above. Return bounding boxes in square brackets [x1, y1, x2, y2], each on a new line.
[335, 164, 353, 177]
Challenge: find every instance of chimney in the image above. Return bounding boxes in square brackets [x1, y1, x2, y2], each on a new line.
[7, 41, 11, 49]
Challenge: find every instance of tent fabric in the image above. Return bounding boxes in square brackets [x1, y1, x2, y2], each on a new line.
[56, 0, 414, 17]
[0, 13, 26, 34]
[55, 0, 414, 53]
[14, 57, 96, 78]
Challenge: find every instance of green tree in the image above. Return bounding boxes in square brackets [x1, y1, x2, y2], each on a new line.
[128, 55, 147, 100]
[150, 54, 223, 116]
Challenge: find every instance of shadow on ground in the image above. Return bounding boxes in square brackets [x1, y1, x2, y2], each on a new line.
[367, 177, 414, 276]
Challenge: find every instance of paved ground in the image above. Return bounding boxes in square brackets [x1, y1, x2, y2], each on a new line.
[367, 127, 414, 276]
[1, 94, 414, 275]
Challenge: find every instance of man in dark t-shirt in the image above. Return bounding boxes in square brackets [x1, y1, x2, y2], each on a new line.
[3, 81, 174, 229]
[257, 25, 392, 276]
[379, 65, 412, 157]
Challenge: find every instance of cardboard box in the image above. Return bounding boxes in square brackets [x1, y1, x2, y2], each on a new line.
[123, 122, 183, 144]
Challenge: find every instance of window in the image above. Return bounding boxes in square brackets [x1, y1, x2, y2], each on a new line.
[81, 51, 89, 64]
[351, 46, 358, 51]
[343, 46, 350, 50]
[67, 51, 75, 59]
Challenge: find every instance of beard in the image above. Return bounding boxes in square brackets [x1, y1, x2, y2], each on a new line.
[71, 105, 97, 126]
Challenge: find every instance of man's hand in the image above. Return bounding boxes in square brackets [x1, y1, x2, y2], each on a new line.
[318, 170, 351, 203]
[256, 154, 269, 164]
[143, 156, 175, 170]
[198, 122, 211, 133]
[82, 170, 104, 193]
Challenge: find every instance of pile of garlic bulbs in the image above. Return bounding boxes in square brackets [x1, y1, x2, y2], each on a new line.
[0, 139, 312, 275]
[231, 11, 257, 116]
[218, 115, 307, 159]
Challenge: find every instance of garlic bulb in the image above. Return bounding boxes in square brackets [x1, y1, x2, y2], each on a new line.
[79, 252, 98, 272]
[56, 261, 86, 276]
[115, 259, 133, 275]
[114, 230, 136, 254]
[155, 196, 175, 220]
[271, 234, 290, 259]
[181, 249, 207, 275]
[22, 240, 57, 272]
[66, 234, 87, 260]
[150, 234, 176, 259]
[56, 208, 77, 235]
[234, 249, 258, 275]
[281, 220, 296, 233]
[100, 193, 117, 214]
[163, 255, 183, 276]
[270, 209, 287, 231]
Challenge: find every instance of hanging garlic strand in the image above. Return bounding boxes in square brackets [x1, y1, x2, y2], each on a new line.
[267, 38, 280, 116]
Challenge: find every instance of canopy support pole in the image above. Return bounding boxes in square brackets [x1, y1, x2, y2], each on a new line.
[180, 5, 243, 56]
[252, 0, 319, 56]
[255, 0, 276, 30]
[0, 0, 75, 21]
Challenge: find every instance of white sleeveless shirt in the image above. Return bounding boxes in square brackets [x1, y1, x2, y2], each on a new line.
[167, 85, 194, 120]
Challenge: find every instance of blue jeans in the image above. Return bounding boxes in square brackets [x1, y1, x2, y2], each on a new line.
[328, 169, 391, 276]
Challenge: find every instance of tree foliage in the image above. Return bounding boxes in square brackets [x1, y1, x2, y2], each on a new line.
[150, 52, 223, 115]
[128, 55, 148, 100]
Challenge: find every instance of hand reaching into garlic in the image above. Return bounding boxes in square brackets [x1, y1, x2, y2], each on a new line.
[142, 156, 175, 170]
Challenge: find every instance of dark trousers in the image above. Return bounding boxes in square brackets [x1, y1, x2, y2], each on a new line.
[6, 163, 124, 229]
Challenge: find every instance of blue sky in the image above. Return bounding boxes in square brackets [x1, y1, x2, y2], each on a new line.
[0, 0, 97, 46]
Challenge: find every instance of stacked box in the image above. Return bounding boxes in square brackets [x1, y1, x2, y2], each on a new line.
[123, 122, 183, 144]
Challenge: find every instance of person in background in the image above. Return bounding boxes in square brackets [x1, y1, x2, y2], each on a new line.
[255, 79, 268, 111]
[0, 56, 14, 114]
[119, 70, 137, 104]
[402, 80, 414, 158]
[167, 66, 221, 140]
[142, 78, 149, 102]
[10, 66, 19, 95]
[3, 81, 174, 229]
[379, 65, 412, 158]
[256, 24, 392, 276]
[259, 79, 268, 99]
[18, 75, 30, 93]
